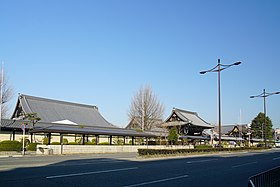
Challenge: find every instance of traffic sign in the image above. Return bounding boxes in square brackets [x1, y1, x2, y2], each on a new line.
[21, 124, 25, 131]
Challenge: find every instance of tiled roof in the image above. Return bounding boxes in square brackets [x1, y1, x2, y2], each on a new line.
[167, 108, 213, 128]
[0, 119, 30, 129]
[213, 124, 249, 135]
[13, 94, 116, 128]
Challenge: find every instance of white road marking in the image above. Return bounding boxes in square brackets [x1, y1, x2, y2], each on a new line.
[232, 162, 258, 168]
[186, 159, 218, 164]
[54, 160, 125, 167]
[124, 175, 189, 187]
[46, 167, 138, 179]
[273, 157, 280, 160]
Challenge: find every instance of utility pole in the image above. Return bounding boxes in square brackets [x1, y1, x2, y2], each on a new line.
[250, 89, 280, 148]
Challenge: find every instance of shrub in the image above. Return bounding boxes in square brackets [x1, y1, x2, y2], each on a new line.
[27, 143, 38, 151]
[98, 142, 110, 145]
[156, 140, 168, 145]
[91, 138, 96, 144]
[194, 145, 213, 149]
[85, 142, 94, 145]
[20, 138, 30, 146]
[63, 138, 68, 145]
[168, 127, 178, 145]
[75, 137, 82, 144]
[138, 147, 268, 156]
[51, 142, 60, 145]
[148, 141, 156, 145]
[43, 137, 49, 145]
[68, 142, 79, 145]
[0, 140, 22, 151]
[113, 138, 124, 145]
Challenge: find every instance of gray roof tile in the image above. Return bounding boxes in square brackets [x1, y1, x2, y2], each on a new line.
[168, 108, 213, 128]
[16, 95, 116, 128]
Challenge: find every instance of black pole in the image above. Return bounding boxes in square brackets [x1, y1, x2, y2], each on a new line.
[264, 89, 267, 148]
[218, 59, 222, 146]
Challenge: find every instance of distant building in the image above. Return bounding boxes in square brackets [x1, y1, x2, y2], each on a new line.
[162, 108, 213, 141]
[126, 117, 168, 137]
[274, 128, 280, 140]
[212, 124, 249, 142]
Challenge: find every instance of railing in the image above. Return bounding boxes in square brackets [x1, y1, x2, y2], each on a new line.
[248, 166, 280, 187]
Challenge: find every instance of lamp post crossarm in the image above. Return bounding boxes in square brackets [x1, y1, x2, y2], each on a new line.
[200, 62, 241, 74]
[266, 91, 280, 97]
[200, 64, 219, 74]
[220, 62, 241, 68]
[250, 91, 280, 99]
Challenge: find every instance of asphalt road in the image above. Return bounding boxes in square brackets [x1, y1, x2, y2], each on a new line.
[1, 150, 280, 187]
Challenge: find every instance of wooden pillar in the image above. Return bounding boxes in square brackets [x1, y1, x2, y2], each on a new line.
[132, 136, 135, 145]
[47, 133, 51, 145]
[123, 136, 126, 145]
[12, 130, 15, 141]
[60, 133, 63, 155]
[146, 137, 148, 145]
[109, 135, 112, 145]
[30, 133, 33, 143]
[96, 135, 99, 145]
[82, 134, 85, 145]
[60, 134, 63, 144]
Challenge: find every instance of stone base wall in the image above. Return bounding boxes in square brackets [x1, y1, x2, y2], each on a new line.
[36, 145, 194, 155]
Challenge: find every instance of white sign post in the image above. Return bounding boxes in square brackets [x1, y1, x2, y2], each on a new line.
[21, 124, 25, 155]
[247, 132, 251, 148]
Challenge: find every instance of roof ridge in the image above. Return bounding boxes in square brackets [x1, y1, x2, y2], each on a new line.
[173, 107, 197, 115]
[173, 107, 212, 127]
[21, 94, 98, 109]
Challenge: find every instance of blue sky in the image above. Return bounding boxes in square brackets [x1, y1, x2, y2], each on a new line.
[1, 0, 280, 128]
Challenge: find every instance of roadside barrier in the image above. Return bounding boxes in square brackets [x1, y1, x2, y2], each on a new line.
[248, 166, 280, 187]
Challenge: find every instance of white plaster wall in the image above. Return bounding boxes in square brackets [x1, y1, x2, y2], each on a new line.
[36, 145, 194, 155]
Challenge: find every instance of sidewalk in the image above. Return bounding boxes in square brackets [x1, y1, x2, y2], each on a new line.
[0, 151, 36, 158]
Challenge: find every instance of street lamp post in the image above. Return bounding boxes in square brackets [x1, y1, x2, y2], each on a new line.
[250, 89, 280, 148]
[200, 59, 241, 146]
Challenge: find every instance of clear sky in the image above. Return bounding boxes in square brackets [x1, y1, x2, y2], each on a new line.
[1, 0, 280, 128]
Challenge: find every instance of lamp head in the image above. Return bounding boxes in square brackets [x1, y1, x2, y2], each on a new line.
[234, 61, 241, 66]
[250, 96, 255, 99]
[200, 71, 207, 74]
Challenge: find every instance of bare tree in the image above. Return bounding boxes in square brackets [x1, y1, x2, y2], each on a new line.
[0, 69, 14, 118]
[128, 85, 165, 131]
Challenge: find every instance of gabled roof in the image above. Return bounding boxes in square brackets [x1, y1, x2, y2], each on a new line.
[125, 116, 163, 130]
[165, 108, 213, 128]
[213, 124, 249, 135]
[12, 94, 116, 128]
[125, 117, 167, 136]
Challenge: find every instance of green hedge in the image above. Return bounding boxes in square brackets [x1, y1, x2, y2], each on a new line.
[63, 138, 69, 145]
[85, 142, 95, 145]
[194, 145, 213, 149]
[68, 142, 79, 145]
[51, 142, 60, 145]
[98, 142, 110, 145]
[138, 147, 268, 156]
[0, 140, 22, 151]
[27, 143, 38, 151]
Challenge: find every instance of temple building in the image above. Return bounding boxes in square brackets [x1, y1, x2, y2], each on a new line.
[1, 94, 155, 144]
[125, 117, 168, 137]
[163, 108, 214, 141]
